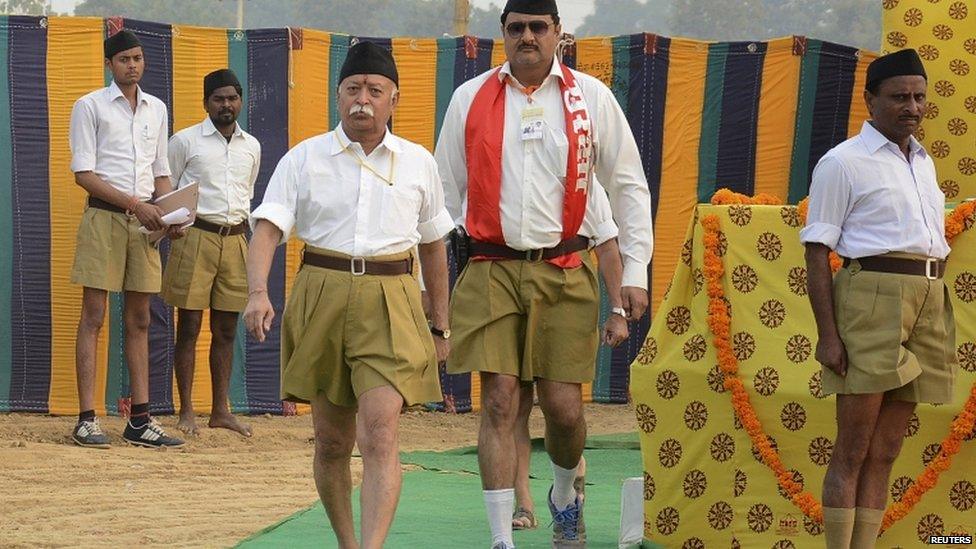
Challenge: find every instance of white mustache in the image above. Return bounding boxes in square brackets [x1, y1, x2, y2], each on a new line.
[349, 104, 375, 117]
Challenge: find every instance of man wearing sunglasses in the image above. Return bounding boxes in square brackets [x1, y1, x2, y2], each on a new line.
[435, 1, 652, 547]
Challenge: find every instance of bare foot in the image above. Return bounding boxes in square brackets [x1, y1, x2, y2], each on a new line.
[177, 410, 198, 436]
[208, 412, 252, 437]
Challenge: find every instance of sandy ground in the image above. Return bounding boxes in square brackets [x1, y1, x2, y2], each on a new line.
[0, 403, 635, 548]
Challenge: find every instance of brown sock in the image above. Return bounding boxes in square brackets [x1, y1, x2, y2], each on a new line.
[851, 507, 884, 549]
[823, 507, 856, 549]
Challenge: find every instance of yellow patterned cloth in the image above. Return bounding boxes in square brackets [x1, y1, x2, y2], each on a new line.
[883, 0, 976, 200]
[631, 205, 976, 547]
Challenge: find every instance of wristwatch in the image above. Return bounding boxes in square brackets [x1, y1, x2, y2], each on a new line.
[611, 307, 628, 319]
[430, 326, 452, 339]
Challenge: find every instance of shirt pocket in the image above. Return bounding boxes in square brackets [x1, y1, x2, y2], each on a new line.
[380, 184, 422, 235]
[540, 122, 569, 181]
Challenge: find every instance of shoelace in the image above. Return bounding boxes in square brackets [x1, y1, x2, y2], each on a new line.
[550, 504, 581, 539]
[81, 419, 104, 436]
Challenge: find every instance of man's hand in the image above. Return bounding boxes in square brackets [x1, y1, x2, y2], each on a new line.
[621, 286, 649, 321]
[433, 336, 450, 365]
[602, 313, 629, 347]
[815, 333, 848, 376]
[166, 224, 187, 240]
[243, 291, 275, 342]
[132, 202, 166, 232]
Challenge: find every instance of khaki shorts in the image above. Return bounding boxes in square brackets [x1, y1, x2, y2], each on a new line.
[447, 253, 600, 383]
[826, 256, 958, 404]
[280, 246, 441, 408]
[70, 206, 162, 293]
[161, 226, 248, 312]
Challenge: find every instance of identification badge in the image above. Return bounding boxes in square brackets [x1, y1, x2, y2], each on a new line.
[520, 106, 544, 141]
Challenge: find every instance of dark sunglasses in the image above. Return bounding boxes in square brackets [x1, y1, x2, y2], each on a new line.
[505, 20, 552, 39]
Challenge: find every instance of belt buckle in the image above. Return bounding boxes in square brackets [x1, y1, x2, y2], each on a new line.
[350, 256, 367, 276]
[525, 249, 545, 263]
[925, 258, 938, 280]
[218, 224, 232, 237]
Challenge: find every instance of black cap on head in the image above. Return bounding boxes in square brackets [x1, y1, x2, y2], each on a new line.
[339, 41, 398, 88]
[104, 29, 142, 60]
[501, 0, 559, 23]
[866, 49, 927, 92]
[204, 69, 242, 99]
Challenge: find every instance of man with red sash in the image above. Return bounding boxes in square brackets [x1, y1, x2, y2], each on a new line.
[435, 1, 652, 546]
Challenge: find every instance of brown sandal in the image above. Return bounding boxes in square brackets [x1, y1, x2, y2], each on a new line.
[512, 506, 538, 530]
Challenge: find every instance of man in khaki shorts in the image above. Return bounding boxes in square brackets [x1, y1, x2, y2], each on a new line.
[434, 1, 652, 546]
[68, 29, 184, 449]
[162, 69, 260, 437]
[243, 41, 452, 549]
[801, 49, 957, 549]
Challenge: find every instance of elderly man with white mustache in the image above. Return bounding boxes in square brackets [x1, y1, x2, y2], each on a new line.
[243, 41, 454, 549]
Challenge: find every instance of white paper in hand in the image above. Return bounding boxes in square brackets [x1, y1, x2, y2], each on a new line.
[138, 207, 192, 234]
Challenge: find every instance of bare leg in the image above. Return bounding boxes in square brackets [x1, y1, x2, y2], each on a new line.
[173, 308, 203, 434]
[536, 380, 586, 470]
[122, 292, 152, 406]
[822, 393, 885, 508]
[207, 309, 251, 436]
[357, 385, 405, 549]
[513, 382, 536, 528]
[856, 397, 916, 508]
[311, 391, 359, 549]
[478, 372, 522, 489]
[75, 288, 107, 413]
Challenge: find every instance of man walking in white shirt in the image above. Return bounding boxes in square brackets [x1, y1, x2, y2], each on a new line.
[69, 29, 184, 449]
[801, 49, 958, 549]
[243, 41, 453, 549]
[162, 69, 261, 437]
[434, 1, 653, 546]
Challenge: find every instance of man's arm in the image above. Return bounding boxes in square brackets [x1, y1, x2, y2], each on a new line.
[242, 219, 283, 342]
[591, 87, 653, 320]
[593, 238, 629, 347]
[805, 243, 847, 376]
[419, 238, 450, 363]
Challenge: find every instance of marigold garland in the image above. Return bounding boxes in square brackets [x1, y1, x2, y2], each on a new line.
[701, 192, 976, 529]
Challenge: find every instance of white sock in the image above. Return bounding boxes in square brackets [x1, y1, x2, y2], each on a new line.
[483, 488, 515, 547]
[550, 460, 580, 510]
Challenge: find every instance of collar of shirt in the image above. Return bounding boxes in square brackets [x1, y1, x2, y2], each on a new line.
[330, 123, 402, 157]
[498, 58, 565, 94]
[201, 116, 242, 139]
[859, 120, 927, 160]
[107, 80, 149, 107]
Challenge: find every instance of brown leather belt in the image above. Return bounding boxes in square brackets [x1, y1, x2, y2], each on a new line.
[469, 235, 589, 262]
[844, 256, 946, 280]
[87, 196, 128, 214]
[193, 218, 247, 236]
[301, 250, 413, 276]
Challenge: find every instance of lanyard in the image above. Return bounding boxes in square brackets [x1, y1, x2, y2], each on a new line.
[336, 133, 396, 186]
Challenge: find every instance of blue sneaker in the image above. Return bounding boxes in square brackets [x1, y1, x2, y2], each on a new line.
[547, 486, 585, 547]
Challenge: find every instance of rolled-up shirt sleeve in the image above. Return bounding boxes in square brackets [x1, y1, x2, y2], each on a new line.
[69, 99, 97, 173]
[799, 155, 852, 250]
[581, 179, 619, 247]
[251, 152, 299, 246]
[151, 104, 171, 178]
[417, 155, 455, 243]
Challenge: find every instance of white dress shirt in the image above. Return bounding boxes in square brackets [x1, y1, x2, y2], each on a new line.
[800, 120, 950, 259]
[69, 80, 171, 201]
[169, 117, 261, 225]
[251, 125, 455, 257]
[435, 60, 653, 288]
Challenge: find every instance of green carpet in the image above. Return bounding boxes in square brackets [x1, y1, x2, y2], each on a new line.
[237, 433, 658, 548]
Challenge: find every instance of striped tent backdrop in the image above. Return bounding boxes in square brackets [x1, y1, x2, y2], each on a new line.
[0, 17, 875, 415]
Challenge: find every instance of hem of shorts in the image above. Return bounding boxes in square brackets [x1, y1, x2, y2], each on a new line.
[71, 278, 124, 293]
[446, 363, 593, 384]
[823, 363, 921, 396]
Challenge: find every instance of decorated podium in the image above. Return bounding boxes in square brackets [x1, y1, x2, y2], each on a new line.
[631, 196, 976, 547]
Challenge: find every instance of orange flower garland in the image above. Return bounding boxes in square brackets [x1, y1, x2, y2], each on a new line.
[701, 191, 976, 529]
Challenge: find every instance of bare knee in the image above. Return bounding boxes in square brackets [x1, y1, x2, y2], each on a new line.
[315, 430, 355, 462]
[124, 307, 151, 333]
[482, 386, 520, 427]
[864, 437, 902, 471]
[177, 310, 203, 340]
[829, 441, 871, 476]
[79, 303, 106, 332]
[357, 416, 398, 460]
[541, 402, 583, 433]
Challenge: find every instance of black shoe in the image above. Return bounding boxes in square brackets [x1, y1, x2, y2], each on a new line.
[72, 418, 111, 449]
[122, 418, 185, 449]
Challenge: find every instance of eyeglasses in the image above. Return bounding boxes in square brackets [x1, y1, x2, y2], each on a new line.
[505, 20, 552, 39]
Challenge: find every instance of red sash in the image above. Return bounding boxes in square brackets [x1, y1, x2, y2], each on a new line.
[463, 63, 593, 268]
